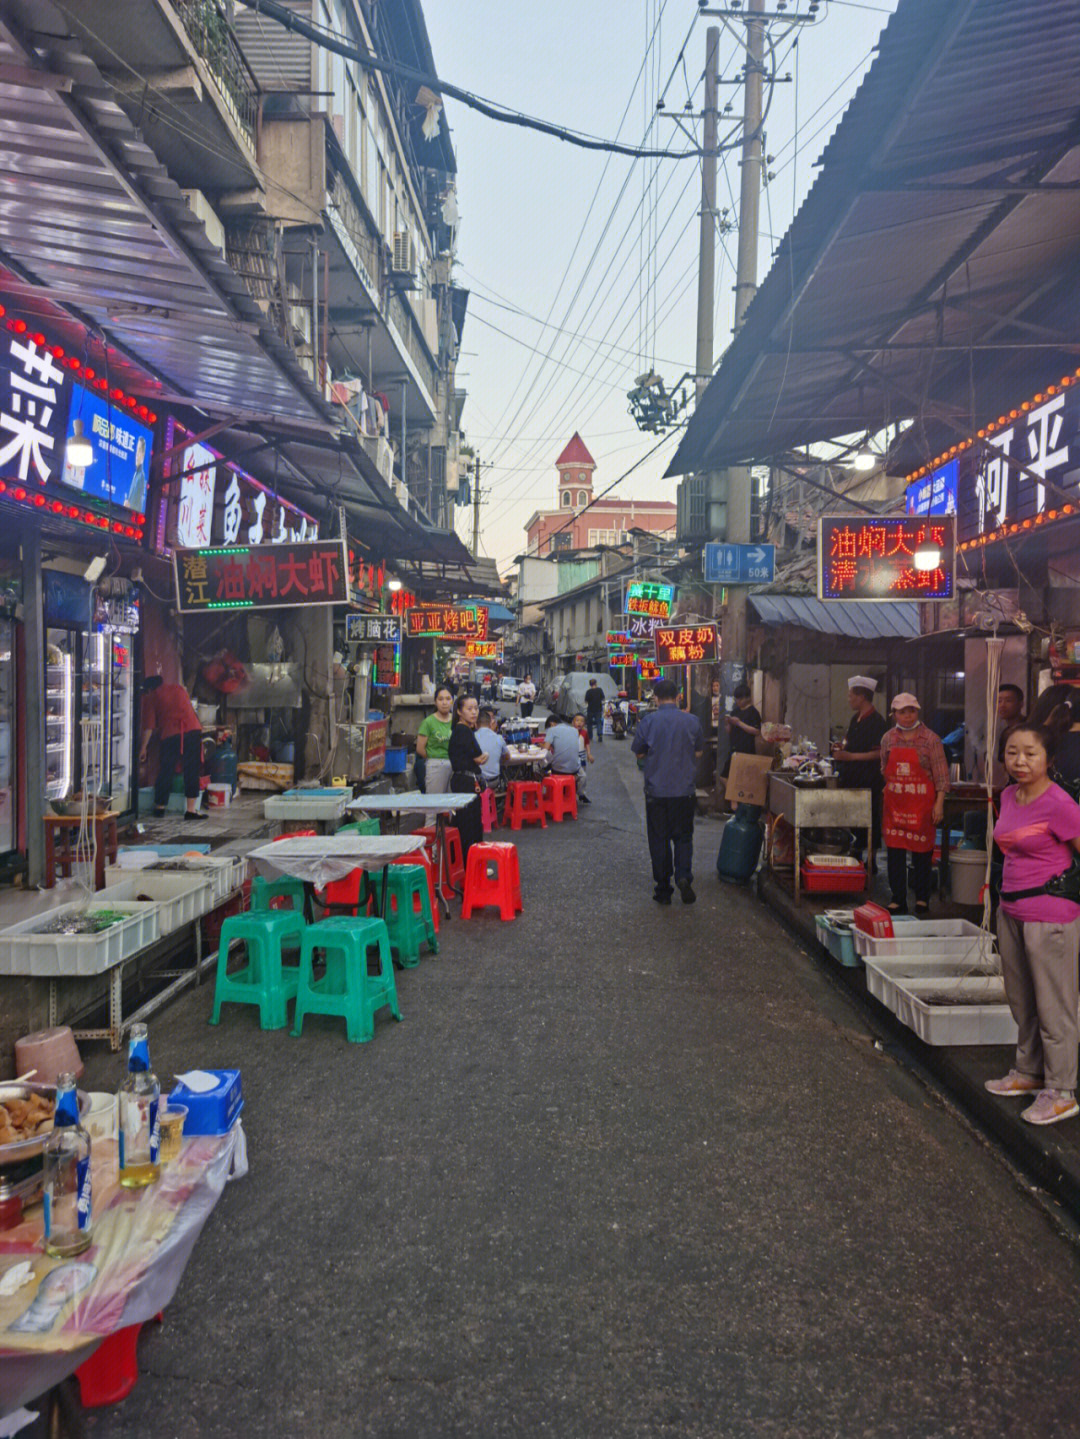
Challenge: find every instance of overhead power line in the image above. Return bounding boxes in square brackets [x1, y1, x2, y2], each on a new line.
[239, 0, 721, 159]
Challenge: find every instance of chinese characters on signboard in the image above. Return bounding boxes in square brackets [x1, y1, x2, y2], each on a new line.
[654, 624, 719, 664]
[608, 652, 639, 668]
[60, 382, 153, 513]
[176, 443, 215, 548]
[905, 459, 957, 518]
[173, 540, 349, 612]
[345, 613, 403, 646]
[373, 645, 401, 688]
[624, 580, 675, 619]
[817, 516, 955, 602]
[464, 640, 498, 659]
[405, 606, 489, 640]
[639, 661, 663, 681]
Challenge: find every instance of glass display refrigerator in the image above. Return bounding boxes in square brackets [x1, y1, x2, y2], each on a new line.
[44, 635, 73, 803]
[0, 617, 15, 858]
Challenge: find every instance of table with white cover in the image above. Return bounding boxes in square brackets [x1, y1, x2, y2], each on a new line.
[248, 833, 428, 917]
[345, 793, 479, 912]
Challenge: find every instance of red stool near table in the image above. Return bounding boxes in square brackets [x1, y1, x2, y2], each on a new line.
[414, 824, 465, 895]
[541, 773, 578, 822]
[75, 1312, 163, 1407]
[461, 842, 522, 921]
[504, 781, 546, 831]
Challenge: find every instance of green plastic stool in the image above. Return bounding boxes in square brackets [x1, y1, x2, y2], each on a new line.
[338, 817, 381, 837]
[291, 916, 401, 1042]
[383, 864, 438, 967]
[210, 910, 306, 1030]
[250, 874, 307, 915]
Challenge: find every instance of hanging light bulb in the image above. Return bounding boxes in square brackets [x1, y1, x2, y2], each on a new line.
[65, 418, 93, 469]
[849, 447, 876, 472]
[913, 539, 942, 572]
[387, 578, 403, 592]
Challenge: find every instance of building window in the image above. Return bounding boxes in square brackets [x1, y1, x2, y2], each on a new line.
[561, 491, 572, 508]
[578, 491, 587, 506]
[579, 472, 587, 484]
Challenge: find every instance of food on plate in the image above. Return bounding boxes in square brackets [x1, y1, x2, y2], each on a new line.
[0, 1092, 56, 1145]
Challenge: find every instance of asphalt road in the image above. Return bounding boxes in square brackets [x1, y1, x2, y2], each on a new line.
[81, 727, 1080, 1438]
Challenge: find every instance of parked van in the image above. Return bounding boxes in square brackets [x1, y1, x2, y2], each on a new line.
[553, 671, 619, 718]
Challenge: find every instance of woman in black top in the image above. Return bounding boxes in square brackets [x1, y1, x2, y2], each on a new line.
[448, 694, 485, 861]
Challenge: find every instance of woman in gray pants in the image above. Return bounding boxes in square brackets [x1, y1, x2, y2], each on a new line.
[989, 724, 1080, 1126]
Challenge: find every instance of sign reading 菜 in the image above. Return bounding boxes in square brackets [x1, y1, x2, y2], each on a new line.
[818, 516, 955, 602]
[345, 612, 403, 646]
[654, 624, 719, 665]
[173, 539, 349, 612]
[464, 640, 498, 659]
[624, 580, 675, 619]
[405, 606, 489, 640]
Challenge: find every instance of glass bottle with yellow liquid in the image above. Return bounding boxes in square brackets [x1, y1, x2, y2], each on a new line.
[118, 1023, 160, 1188]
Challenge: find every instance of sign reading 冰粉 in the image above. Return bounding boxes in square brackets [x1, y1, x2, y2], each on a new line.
[653, 624, 719, 665]
[173, 539, 349, 611]
[345, 612, 403, 646]
[817, 516, 955, 602]
[624, 580, 675, 619]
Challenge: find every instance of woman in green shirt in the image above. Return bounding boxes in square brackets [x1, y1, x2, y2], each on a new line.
[416, 686, 454, 820]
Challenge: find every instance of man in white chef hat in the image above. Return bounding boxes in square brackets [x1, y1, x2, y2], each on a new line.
[831, 675, 889, 862]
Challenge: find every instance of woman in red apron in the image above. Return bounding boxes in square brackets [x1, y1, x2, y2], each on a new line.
[880, 693, 949, 915]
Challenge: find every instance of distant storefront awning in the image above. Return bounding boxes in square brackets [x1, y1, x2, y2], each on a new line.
[749, 595, 920, 640]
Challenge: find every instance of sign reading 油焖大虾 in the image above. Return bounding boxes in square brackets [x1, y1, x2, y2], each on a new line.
[817, 516, 955, 602]
[405, 606, 489, 640]
[173, 539, 349, 612]
[345, 612, 403, 646]
[624, 580, 675, 619]
[464, 640, 498, 659]
[654, 624, 719, 665]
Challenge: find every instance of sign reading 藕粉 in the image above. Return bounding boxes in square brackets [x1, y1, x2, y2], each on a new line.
[817, 515, 955, 602]
[405, 606, 489, 640]
[345, 612, 403, 646]
[653, 624, 719, 665]
[173, 539, 349, 612]
[624, 580, 675, 619]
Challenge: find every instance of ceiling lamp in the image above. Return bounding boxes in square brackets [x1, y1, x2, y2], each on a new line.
[65, 418, 94, 469]
[849, 447, 876, 472]
[913, 539, 942, 572]
[387, 578, 403, 592]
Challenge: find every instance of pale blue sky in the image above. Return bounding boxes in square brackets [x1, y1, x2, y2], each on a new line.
[423, 0, 899, 567]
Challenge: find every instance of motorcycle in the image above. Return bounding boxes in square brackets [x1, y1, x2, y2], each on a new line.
[607, 700, 627, 740]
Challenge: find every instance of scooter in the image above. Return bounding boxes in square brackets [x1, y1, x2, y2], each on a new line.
[607, 701, 627, 740]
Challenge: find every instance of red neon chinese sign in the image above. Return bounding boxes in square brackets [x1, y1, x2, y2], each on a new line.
[653, 624, 719, 665]
[405, 606, 489, 640]
[173, 539, 349, 612]
[818, 516, 955, 602]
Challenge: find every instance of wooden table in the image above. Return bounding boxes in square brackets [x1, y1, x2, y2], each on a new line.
[767, 774, 873, 900]
[43, 812, 119, 891]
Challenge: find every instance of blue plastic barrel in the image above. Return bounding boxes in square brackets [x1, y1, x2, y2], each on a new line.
[717, 804, 764, 884]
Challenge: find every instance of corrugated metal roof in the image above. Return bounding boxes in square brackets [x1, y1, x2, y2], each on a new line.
[669, 0, 1080, 477]
[749, 595, 920, 639]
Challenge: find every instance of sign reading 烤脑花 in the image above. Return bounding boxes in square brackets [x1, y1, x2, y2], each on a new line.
[624, 580, 675, 619]
[702, 543, 775, 585]
[817, 516, 955, 602]
[345, 613, 403, 646]
[173, 539, 349, 612]
[654, 624, 719, 665]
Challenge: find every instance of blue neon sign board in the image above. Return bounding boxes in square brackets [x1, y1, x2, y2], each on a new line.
[906, 459, 957, 518]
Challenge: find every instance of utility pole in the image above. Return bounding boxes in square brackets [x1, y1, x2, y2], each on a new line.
[695, 26, 720, 403]
[471, 451, 482, 556]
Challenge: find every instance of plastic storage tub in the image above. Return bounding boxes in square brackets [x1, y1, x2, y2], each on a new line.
[866, 969, 1017, 1046]
[383, 747, 407, 775]
[950, 849, 988, 905]
[853, 918, 992, 960]
[814, 916, 860, 967]
[800, 858, 866, 894]
[0, 901, 160, 977]
[167, 1069, 243, 1135]
[263, 793, 347, 825]
[103, 871, 217, 930]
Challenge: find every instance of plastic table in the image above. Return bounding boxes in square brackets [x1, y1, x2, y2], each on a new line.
[345, 794, 479, 913]
[249, 833, 428, 918]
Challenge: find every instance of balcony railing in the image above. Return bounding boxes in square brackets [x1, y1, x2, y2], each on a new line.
[386, 287, 436, 403]
[173, 0, 259, 145]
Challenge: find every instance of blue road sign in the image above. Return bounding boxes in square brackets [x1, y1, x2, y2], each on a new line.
[703, 543, 775, 585]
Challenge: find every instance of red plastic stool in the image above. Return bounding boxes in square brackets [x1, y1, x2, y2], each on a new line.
[75, 1313, 163, 1407]
[388, 851, 440, 931]
[541, 773, 578, 822]
[505, 781, 546, 831]
[316, 868, 372, 919]
[461, 842, 523, 921]
[480, 787, 499, 833]
[414, 824, 465, 895]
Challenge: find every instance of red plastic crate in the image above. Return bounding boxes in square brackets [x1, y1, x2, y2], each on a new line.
[800, 860, 867, 894]
[854, 901, 894, 937]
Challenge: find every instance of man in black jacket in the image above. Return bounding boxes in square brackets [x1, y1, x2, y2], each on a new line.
[584, 678, 605, 746]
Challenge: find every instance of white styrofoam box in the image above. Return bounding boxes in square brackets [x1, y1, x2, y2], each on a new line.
[263, 794, 347, 824]
[866, 968, 1018, 1046]
[866, 955, 1001, 982]
[104, 872, 217, 930]
[853, 918, 993, 960]
[0, 901, 160, 977]
[137, 855, 247, 904]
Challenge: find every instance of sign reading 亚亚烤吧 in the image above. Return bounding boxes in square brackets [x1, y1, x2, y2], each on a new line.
[173, 538, 349, 612]
[624, 580, 675, 619]
[817, 515, 955, 602]
[405, 605, 489, 640]
[345, 612, 403, 646]
[653, 624, 719, 665]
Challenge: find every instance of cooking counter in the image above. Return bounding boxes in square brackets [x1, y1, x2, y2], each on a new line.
[767, 773, 874, 900]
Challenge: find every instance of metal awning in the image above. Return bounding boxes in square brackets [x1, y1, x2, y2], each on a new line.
[749, 595, 920, 640]
[668, 0, 1080, 478]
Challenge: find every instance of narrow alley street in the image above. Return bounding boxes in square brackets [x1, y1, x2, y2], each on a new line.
[83, 734, 1080, 1438]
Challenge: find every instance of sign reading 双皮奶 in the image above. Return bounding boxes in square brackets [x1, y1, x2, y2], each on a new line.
[653, 624, 719, 665]
[817, 515, 955, 602]
[174, 538, 349, 612]
[624, 580, 675, 619]
[345, 612, 403, 646]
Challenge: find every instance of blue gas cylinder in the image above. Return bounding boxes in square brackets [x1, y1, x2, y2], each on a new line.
[717, 804, 764, 884]
[211, 738, 238, 792]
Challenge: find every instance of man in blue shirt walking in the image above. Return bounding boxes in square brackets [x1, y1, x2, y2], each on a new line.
[632, 678, 705, 904]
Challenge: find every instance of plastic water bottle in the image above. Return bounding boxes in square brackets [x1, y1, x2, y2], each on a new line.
[118, 1023, 160, 1188]
[43, 1073, 92, 1257]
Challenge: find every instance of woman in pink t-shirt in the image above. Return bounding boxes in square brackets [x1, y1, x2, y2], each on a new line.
[988, 724, 1080, 1125]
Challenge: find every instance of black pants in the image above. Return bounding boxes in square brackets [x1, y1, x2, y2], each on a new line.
[154, 730, 202, 808]
[645, 795, 696, 895]
[520, 701, 534, 718]
[886, 845, 933, 909]
[450, 774, 484, 861]
[586, 711, 603, 744]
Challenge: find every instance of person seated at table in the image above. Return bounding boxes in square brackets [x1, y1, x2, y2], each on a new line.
[476, 707, 509, 791]
[449, 694, 485, 860]
[544, 714, 591, 804]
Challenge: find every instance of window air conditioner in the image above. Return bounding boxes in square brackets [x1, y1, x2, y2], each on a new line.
[391, 231, 416, 277]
